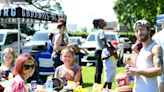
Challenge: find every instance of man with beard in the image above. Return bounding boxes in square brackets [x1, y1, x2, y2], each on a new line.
[125, 20, 163, 92]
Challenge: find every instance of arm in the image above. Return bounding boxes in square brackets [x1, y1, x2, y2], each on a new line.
[102, 38, 108, 47]
[128, 44, 163, 77]
[54, 67, 59, 78]
[53, 34, 72, 51]
[10, 78, 24, 92]
[137, 45, 163, 77]
[131, 44, 140, 54]
[74, 67, 81, 86]
[80, 48, 88, 55]
[131, 40, 142, 54]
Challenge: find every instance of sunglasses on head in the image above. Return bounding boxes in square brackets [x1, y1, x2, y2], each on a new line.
[23, 64, 35, 70]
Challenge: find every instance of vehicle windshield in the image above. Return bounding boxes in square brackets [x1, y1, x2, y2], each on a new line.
[87, 34, 117, 41]
[105, 34, 117, 41]
[87, 34, 95, 41]
[31, 33, 49, 41]
[0, 34, 4, 42]
[68, 38, 78, 42]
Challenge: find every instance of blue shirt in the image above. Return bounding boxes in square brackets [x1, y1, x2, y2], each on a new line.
[35, 51, 54, 75]
[46, 40, 54, 54]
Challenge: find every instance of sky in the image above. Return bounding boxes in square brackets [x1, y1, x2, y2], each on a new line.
[34, 0, 117, 30]
[60, 0, 117, 28]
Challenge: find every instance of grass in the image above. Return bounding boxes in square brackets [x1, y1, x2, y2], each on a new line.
[81, 66, 125, 91]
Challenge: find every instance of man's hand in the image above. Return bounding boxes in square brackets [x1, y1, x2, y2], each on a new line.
[129, 67, 139, 76]
[125, 66, 138, 76]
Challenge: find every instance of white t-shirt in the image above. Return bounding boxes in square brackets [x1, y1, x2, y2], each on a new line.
[102, 48, 116, 68]
[95, 29, 105, 50]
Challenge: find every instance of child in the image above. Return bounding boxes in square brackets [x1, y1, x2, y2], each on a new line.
[54, 48, 81, 87]
[0, 47, 15, 80]
[101, 42, 117, 89]
[73, 44, 88, 66]
[46, 33, 54, 54]
[4, 54, 35, 92]
[35, 45, 55, 84]
[73, 44, 88, 84]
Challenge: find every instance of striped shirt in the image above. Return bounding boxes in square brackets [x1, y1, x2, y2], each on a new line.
[35, 51, 54, 75]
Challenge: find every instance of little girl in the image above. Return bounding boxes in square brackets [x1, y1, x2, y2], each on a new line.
[4, 54, 35, 92]
[54, 48, 81, 86]
[0, 47, 15, 79]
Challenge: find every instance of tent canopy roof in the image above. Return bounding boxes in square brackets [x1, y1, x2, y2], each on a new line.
[0, 0, 66, 23]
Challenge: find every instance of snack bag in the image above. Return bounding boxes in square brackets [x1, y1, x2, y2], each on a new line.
[115, 72, 129, 87]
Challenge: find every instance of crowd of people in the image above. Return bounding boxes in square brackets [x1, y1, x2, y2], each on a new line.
[0, 18, 163, 92]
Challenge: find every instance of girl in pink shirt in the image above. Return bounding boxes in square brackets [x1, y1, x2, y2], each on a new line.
[4, 54, 35, 92]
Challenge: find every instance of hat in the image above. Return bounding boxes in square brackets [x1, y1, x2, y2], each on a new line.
[133, 20, 151, 30]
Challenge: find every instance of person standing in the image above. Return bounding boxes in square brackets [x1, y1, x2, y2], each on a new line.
[93, 18, 107, 84]
[126, 20, 163, 92]
[46, 33, 54, 54]
[52, 19, 73, 68]
[152, 21, 164, 92]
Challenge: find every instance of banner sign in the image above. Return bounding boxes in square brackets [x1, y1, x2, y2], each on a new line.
[0, 4, 66, 22]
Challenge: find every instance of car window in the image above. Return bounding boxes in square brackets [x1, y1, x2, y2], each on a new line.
[87, 34, 95, 41]
[68, 38, 78, 43]
[105, 34, 116, 41]
[0, 34, 4, 42]
[31, 33, 49, 41]
[5, 33, 18, 45]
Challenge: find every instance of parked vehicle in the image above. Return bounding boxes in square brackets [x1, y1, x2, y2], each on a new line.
[81, 31, 119, 64]
[68, 36, 84, 46]
[0, 29, 27, 63]
[118, 37, 132, 53]
[23, 30, 69, 56]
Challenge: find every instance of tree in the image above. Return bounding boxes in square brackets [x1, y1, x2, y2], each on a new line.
[31, 0, 64, 14]
[113, 0, 160, 32]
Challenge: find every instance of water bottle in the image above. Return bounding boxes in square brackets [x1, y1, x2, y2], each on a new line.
[125, 64, 134, 83]
[46, 77, 53, 92]
[31, 80, 37, 92]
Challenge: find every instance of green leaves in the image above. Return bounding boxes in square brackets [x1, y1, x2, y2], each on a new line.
[113, 0, 162, 32]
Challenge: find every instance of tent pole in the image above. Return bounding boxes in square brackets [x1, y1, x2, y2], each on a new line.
[18, 18, 20, 55]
